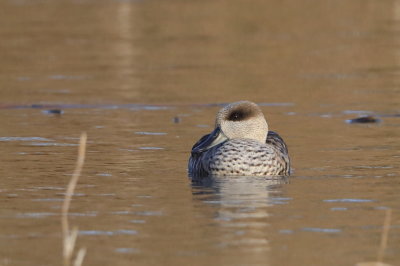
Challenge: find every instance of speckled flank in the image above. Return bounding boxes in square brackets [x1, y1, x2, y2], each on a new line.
[189, 134, 290, 177]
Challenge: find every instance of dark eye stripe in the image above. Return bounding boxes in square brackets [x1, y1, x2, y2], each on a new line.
[227, 107, 256, 121]
[228, 111, 245, 121]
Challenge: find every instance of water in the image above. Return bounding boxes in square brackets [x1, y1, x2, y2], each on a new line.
[0, 0, 400, 265]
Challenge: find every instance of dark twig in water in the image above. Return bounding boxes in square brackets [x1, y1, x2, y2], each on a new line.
[346, 116, 380, 124]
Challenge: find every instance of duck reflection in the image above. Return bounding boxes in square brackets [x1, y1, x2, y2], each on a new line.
[191, 176, 288, 256]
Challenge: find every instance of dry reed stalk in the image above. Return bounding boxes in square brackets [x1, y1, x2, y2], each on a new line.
[61, 132, 87, 266]
[377, 209, 392, 262]
[356, 208, 393, 266]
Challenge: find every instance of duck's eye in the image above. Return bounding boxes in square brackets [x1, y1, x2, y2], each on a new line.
[228, 111, 245, 121]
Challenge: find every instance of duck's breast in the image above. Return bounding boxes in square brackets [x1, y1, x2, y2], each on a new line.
[204, 139, 287, 176]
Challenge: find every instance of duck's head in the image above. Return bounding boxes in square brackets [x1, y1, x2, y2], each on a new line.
[216, 101, 268, 141]
[192, 101, 268, 154]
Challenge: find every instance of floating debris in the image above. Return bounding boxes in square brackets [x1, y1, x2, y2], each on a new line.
[346, 116, 380, 124]
[42, 109, 64, 115]
[173, 116, 181, 123]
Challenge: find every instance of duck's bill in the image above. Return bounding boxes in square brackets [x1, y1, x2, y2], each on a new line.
[191, 127, 228, 154]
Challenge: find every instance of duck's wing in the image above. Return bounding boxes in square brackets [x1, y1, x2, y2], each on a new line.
[267, 131, 291, 175]
[191, 133, 211, 154]
[266, 131, 289, 155]
[189, 133, 212, 178]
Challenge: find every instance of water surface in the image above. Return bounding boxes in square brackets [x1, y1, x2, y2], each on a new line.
[0, 0, 399, 265]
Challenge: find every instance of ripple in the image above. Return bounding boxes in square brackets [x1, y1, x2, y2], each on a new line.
[15, 212, 56, 218]
[302, 227, 342, 233]
[135, 131, 167, 136]
[114, 248, 139, 254]
[130, 105, 171, 111]
[218, 238, 269, 248]
[129, 220, 146, 224]
[1, 103, 173, 111]
[110, 211, 135, 215]
[196, 124, 211, 128]
[79, 229, 137, 236]
[270, 197, 292, 205]
[354, 165, 393, 169]
[219, 222, 268, 228]
[279, 229, 294, 234]
[48, 74, 88, 80]
[324, 198, 375, 203]
[134, 211, 163, 216]
[29, 142, 78, 146]
[0, 137, 53, 142]
[57, 192, 86, 197]
[258, 102, 294, 107]
[96, 173, 112, 177]
[95, 193, 116, 197]
[136, 195, 152, 198]
[68, 212, 98, 217]
[31, 198, 64, 202]
[33, 186, 64, 190]
[17, 76, 31, 81]
[343, 110, 374, 115]
[139, 147, 164, 150]
[330, 207, 348, 211]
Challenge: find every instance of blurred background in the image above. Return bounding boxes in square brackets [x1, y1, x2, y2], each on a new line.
[0, 0, 399, 265]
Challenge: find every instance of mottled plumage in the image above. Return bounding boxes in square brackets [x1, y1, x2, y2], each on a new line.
[188, 101, 290, 178]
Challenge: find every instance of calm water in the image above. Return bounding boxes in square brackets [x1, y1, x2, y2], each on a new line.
[0, 0, 400, 265]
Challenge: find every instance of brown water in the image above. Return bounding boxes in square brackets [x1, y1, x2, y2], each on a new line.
[1, 0, 400, 265]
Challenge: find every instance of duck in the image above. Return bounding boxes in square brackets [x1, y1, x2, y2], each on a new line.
[188, 101, 290, 178]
